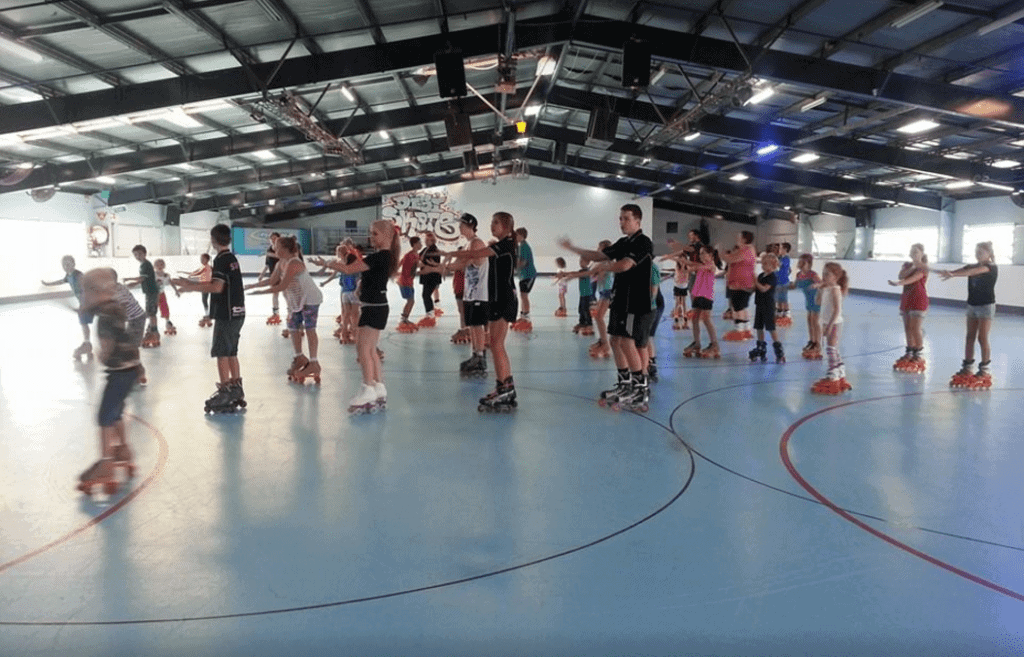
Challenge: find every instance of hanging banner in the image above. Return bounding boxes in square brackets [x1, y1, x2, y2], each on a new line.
[381, 188, 462, 245]
[231, 227, 310, 256]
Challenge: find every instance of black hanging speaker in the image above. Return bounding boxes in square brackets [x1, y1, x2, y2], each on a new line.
[621, 39, 651, 88]
[165, 204, 181, 225]
[435, 50, 467, 98]
[586, 107, 618, 148]
[445, 112, 473, 152]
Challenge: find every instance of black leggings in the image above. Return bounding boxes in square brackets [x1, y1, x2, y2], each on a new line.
[201, 292, 209, 313]
[421, 275, 441, 313]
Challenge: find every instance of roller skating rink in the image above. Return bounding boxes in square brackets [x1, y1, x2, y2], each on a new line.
[0, 278, 1022, 656]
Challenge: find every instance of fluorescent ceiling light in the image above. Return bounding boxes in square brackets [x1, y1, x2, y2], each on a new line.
[979, 182, 1015, 191]
[516, 137, 529, 145]
[378, 130, 389, 139]
[889, 1, 943, 29]
[0, 36, 43, 63]
[166, 109, 204, 128]
[253, 150, 275, 160]
[537, 56, 557, 77]
[849, 195, 867, 201]
[976, 7, 1024, 36]
[20, 125, 77, 141]
[74, 117, 125, 132]
[906, 186, 928, 192]
[730, 173, 749, 181]
[268, 199, 276, 206]
[992, 159, 1019, 169]
[946, 180, 973, 189]
[524, 105, 541, 117]
[340, 85, 355, 102]
[791, 152, 820, 164]
[746, 87, 775, 105]
[800, 97, 827, 112]
[254, 0, 283, 21]
[688, 187, 701, 193]
[942, 152, 971, 160]
[897, 119, 940, 134]
[756, 144, 778, 156]
[16, 162, 33, 169]
[0, 88, 44, 103]
[683, 131, 700, 141]
[95, 176, 116, 185]
[176, 163, 197, 170]
[182, 99, 230, 113]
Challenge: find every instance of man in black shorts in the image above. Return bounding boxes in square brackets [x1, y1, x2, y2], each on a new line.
[559, 204, 653, 409]
[173, 224, 246, 412]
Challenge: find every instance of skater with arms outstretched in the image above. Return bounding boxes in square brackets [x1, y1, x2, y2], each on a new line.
[939, 241, 998, 389]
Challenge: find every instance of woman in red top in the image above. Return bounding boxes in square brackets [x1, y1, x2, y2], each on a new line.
[888, 243, 929, 371]
[719, 231, 757, 340]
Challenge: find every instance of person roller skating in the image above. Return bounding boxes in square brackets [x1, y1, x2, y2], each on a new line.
[792, 253, 822, 361]
[749, 340, 767, 363]
[75, 268, 144, 497]
[257, 232, 283, 326]
[680, 245, 720, 360]
[772, 341, 785, 364]
[348, 383, 380, 414]
[512, 227, 536, 333]
[888, 243, 930, 374]
[700, 342, 721, 359]
[460, 352, 487, 378]
[683, 341, 701, 358]
[775, 243, 793, 327]
[720, 231, 756, 341]
[938, 241, 998, 392]
[750, 253, 784, 365]
[613, 373, 649, 413]
[416, 231, 443, 329]
[810, 262, 851, 395]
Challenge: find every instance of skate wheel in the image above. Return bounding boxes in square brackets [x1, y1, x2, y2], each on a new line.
[478, 404, 487, 412]
[598, 398, 608, 407]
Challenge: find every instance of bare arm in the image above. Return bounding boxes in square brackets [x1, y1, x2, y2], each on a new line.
[174, 278, 225, 295]
[557, 238, 609, 263]
[308, 254, 369, 276]
[938, 264, 990, 280]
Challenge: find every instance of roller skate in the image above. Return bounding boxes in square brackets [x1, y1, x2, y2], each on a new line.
[141, 327, 161, 348]
[776, 313, 793, 327]
[377, 347, 385, 362]
[722, 309, 734, 321]
[811, 366, 852, 395]
[373, 381, 387, 412]
[198, 316, 212, 328]
[282, 328, 290, 338]
[572, 323, 583, 334]
[700, 343, 721, 359]
[802, 341, 822, 360]
[164, 321, 177, 336]
[579, 325, 594, 336]
[773, 341, 786, 364]
[589, 340, 610, 359]
[204, 381, 245, 414]
[511, 316, 532, 333]
[348, 383, 380, 415]
[417, 314, 437, 328]
[949, 360, 976, 388]
[73, 341, 93, 361]
[554, 307, 568, 317]
[292, 360, 322, 385]
[478, 377, 517, 413]
[647, 357, 658, 383]
[459, 352, 488, 378]
[451, 328, 471, 344]
[970, 361, 993, 389]
[749, 340, 767, 363]
[397, 317, 419, 333]
[598, 371, 630, 408]
[722, 327, 748, 342]
[614, 377, 649, 413]
[266, 312, 281, 325]
[77, 459, 122, 497]
[111, 444, 137, 480]
[287, 354, 310, 379]
[434, 308, 444, 317]
[682, 341, 701, 358]
[895, 348, 926, 373]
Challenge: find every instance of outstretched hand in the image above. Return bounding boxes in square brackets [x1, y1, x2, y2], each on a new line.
[938, 270, 953, 281]
[557, 237, 573, 251]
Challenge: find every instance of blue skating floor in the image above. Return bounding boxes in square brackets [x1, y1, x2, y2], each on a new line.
[1, 279, 1021, 656]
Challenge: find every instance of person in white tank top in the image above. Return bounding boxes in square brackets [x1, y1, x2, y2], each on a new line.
[247, 236, 325, 384]
[815, 262, 850, 389]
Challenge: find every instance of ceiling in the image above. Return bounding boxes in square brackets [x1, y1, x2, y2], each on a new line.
[1, 0, 1024, 224]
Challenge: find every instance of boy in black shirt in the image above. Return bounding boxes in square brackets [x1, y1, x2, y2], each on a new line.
[749, 253, 784, 363]
[559, 204, 653, 411]
[124, 245, 161, 347]
[173, 224, 247, 412]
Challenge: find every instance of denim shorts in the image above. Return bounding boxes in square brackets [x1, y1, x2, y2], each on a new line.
[98, 366, 141, 427]
[212, 316, 244, 357]
[400, 286, 415, 300]
[966, 304, 995, 319]
[288, 305, 320, 330]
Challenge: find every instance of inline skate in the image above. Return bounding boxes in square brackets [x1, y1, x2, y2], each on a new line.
[459, 353, 487, 378]
[598, 372, 630, 408]
[478, 377, 517, 413]
[773, 341, 786, 364]
[613, 377, 649, 413]
[205, 381, 246, 414]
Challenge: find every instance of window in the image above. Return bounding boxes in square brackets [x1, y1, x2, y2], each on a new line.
[872, 227, 938, 262]
[962, 224, 1014, 264]
[811, 231, 837, 258]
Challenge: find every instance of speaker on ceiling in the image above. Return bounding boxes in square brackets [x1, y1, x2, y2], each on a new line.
[621, 39, 651, 88]
[165, 204, 181, 226]
[445, 112, 473, 152]
[586, 106, 618, 148]
[435, 49, 467, 98]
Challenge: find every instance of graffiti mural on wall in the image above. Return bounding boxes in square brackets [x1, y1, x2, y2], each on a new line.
[381, 189, 462, 244]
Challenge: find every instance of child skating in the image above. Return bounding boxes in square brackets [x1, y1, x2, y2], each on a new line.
[811, 263, 852, 395]
[719, 231, 757, 341]
[775, 242, 793, 326]
[397, 236, 421, 332]
[939, 241, 998, 389]
[153, 259, 180, 335]
[180, 253, 213, 327]
[554, 257, 568, 317]
[172, 224, 247, 413]
[311, 220, 400, 414]
[250, 235, 324, 385]
[442, 214, 490, 378]
[123, 244, 161, 347]
[888, 243, 929, 372]
[791, 254, 822, 359]
[75, 268, 143, 496]
[682, 246, 720, 359]
[749, 253, 784, 363]
[589, 241, 614, 359]
[41, 255, 94, 360]
[450, 246, 471, 344]
[512, 227, 536, 332]
[258, 232, 282, 325]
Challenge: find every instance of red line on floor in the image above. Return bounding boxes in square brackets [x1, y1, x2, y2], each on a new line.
[0, 414, 169, 576]
[779, 391, 1024, 603]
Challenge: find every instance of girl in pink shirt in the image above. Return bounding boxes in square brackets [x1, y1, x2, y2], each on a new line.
[683, 246, 721, 359]
[719, 231, 757, 341]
